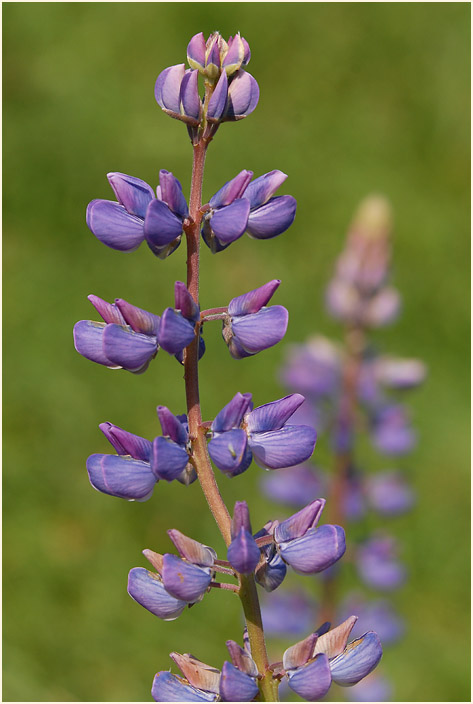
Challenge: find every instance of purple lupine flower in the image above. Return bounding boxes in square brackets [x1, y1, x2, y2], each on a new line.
[227, 502, 261, 574]
[173, 281, 206, 363]
[157, 281, 200, 361]
[151, 406, 196, 485]
[208, 392, 317, 475]
[86, 422, 156, 501]
[168, 653, 220, 699]
[86, 170, 188, 259]
[127, 561, 187, 622]
[202, 170, 296, 253]
[339, 593, 405, 645]
[261, 589, 317, 637]
[160, 529, 216, 603]
[222, 280, 289, 359]
[274, 499, 346, 575]
[221, 637, 259, 701]
[261, 463, 327, 508]
[370, 404, 416, 455]
[152, 671, 218, 702]
[356, 536, 406, 591]
[366, 470, 415, 516]
[187, 32, 250, 80]
[154, 64, 202, 126]
[73, 294, 160, 373]
[285, 617, 383, 700]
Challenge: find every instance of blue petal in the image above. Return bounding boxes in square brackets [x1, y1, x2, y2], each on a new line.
[152, 671, 217, 702]
[174, 281, 200, 322]
[107, 172, 154, 218]
[255, 548, 287, 592]
[144, 199, 184, 247]
[278, 524, 346, 575]
[227, 528, 260, 574]
[155, 64, 185, 114]
[156, 406, 189, 445]
[208, 429, 252, 476]
[243, 170, 288, 209]
[219, 661, 259, 702]
[162, 554, 211, 602]
[187, 32, 206, 70]
[249, 426, 316, 469]
[115, 298, 160, 336]
[246, 195, 297, 239]
[180, 69, 201, 123]
[87, 454, 156, 500]
[330, 632, 383, 686]
[247, 394, 305, 433]
[127, 568, 186, 621]
[288, 654, 332, 701]
[211, 393, 253, 432]
[228, 280, 281, 316]
[223, 70, 259, 120]
[209, 170, 253, 208]
[158, 308, 195, 355]
[209, 199, 251, 245]
[207, 70, 228, 121]
[87, 295, 126, 325]
[99, 422, 152, 461]
[274, 499, 326, 543]
[231, 306, 288, 356]
[86, 199, 145, 251]
[159, 170, 189, 219]
[102, 324, 158, 371]
[73, 320, 117, 367]
[151, 436, 189, 481]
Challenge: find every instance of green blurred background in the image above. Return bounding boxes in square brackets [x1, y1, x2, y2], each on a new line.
[3, 2, 470, 701]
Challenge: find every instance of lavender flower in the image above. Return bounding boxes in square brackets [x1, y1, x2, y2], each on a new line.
[208, 392, 317, 476]
[227, 502, 260, 574]
[222, 280, 289, 359]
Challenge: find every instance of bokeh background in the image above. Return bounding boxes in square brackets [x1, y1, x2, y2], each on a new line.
[3, 2, 470, 702]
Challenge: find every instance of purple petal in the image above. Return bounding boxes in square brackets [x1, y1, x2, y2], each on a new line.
[227, 528, 260, 574]
[283, 633, 319, 671]
[208, 429, 251, 476]
[151, 436, 189, 481]
[158, 170, 188, 219]
[274, 499, 326, 543]
[222, 34, 245, 74]
[187, 32, 206, 70]
[128, 568, 186, 621]
[250, 425, 317, 470]
[155, 64, 185, 114]
[246, 195, 297, 239]
[371, 405, 416, 456]
[158, 308, 195, 355]
[223, 70, 259, 120]
[207, 70, 228, 121]
[230, 306, 288, 356]
[367, 471, 415, 516]
[174, 281, 199, 322]
[357, 539, 406, 591]
[102, 323, 157, 372]
[156, 406, 188, 445]
[87, 454, 156, 500]
[208, 198, 251, 246]
[152, 671, 217, 702]
[144, 199, 183, 247]
[278, 524, 346, 575]
[180, 69, 201, 123]
[211, 392, 253, 432]
[313, 617, 358, 659]
[255, 548, 287, 592]
[87, 295, 126, 325]
[225, 641, 258, 677]
[170, 653, 220, 694]
[167, 529, 216, 567]
[209, 170, 253, 208]
[73, 320, 117, 367]
[231, 500, 252, 535]
[228, 280, 281, 316]
[219, 662, 259, 702]
[287, 653, 332, 701]
[162, 554, 211, 602]
[247, 394, 306, 433]
[243, 171, 288, 209]
[99, 422, 151, 461]
[330, 632, 383, 686]
[115, 298, 160, 336]
[107, 172, 154, 218]
[86, 200, 145, 251]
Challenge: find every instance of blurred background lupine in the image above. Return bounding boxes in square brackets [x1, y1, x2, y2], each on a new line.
[3, 3, 470, 702]
[260, 195, 426, 700]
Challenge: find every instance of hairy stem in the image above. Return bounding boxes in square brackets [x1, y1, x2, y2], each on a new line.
[184, 139, 275, 700]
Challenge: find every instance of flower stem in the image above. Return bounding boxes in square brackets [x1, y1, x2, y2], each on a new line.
[184, 138, 276, 701]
